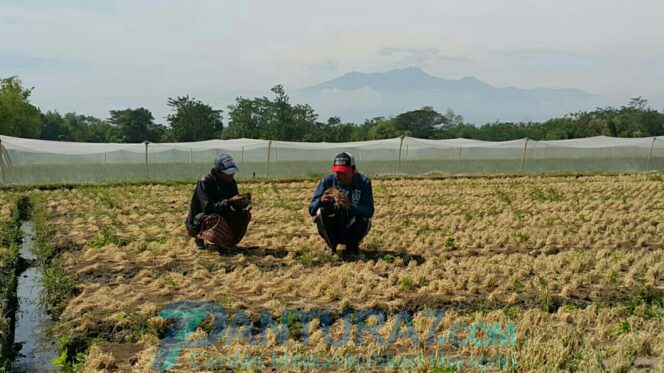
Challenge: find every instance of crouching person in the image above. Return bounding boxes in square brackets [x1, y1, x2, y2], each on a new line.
[309, 152, 374, 257]
[186, 154, 251, 250]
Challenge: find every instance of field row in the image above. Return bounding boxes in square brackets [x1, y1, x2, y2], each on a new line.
[19, 173, 664, 371]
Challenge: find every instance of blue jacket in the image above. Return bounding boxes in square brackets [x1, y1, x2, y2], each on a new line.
[309, 173, 374, 218]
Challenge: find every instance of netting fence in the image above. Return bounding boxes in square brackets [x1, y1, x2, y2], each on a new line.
[0, 135, 662, 185]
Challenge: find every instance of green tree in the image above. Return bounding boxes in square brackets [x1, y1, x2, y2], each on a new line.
[166, 96, 223, 141]
[224, 97, 263, 139]
[83, 116, 117, 142]
[225, 85, 317, 141]
[351, 119, 375, 141]
[262, 85, 318, 141]
[324, 117, 355, 142]
[443, 109, 465, 127]
[289, 102, 318, 141]
[64, 113, 103, 142]
[268, 85, 292, 140]
[42, 111, 119, 142]
[628, 96, 648, 110]
[108, 108, 163, 143]
[40, 111, 70, 140]
[368, 118, 404, 139]
[0, 76, 41, 138]
[394, 106, 444, 138]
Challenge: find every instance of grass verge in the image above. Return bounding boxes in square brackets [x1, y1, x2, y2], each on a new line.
[0, 195, 30, 370]
[30, 194, 83, 371]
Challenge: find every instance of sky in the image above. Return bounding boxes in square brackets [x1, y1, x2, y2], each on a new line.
[1, 0, 663, 123]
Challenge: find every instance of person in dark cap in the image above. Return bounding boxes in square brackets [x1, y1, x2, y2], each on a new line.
[186, 154, 252, 250]
[309, 152, 374, 257]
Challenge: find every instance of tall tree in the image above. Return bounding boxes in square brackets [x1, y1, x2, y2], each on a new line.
[64, 113, 93, 142]
[268, 85, 292, 140]
[394, 106, 444, 138]
[108, 108, 162, 143]
[368, 118, 403, 139]
[289, 102, 318, 141]
[314, 117, 356, 142]
[225, 85, 317, 141]
[224, 97, 262, 139]
[0, 76, 42, 138]
[628, 96, 648, 110]
[167, 96, 223, 142]
[40, 111, 70, 140]
[82, 116, 117, 142]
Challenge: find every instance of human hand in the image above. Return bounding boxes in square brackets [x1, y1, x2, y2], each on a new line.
[320, 189, 334, 204]
[337, 193, 351, 210]
[229, 194, 245, 203]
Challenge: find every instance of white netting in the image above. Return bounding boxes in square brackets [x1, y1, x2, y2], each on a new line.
[0, 135, 661, 184]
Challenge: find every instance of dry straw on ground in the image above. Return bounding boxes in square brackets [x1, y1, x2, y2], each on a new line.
[27, 173, 664, 372]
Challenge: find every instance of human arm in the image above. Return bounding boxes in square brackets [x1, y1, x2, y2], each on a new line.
[309, 177, 332, 216]
[350, 178, 374, 218]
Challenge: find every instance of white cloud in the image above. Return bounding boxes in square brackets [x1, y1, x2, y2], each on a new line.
[0, 0, 662, 119]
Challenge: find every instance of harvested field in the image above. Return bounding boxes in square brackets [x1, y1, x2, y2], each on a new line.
[17, 173, 664, 371]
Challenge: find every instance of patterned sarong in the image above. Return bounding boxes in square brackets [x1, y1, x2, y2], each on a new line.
[188, 212, 251, 249]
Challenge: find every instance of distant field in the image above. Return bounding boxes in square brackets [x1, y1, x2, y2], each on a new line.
[14, 173, 664, 371]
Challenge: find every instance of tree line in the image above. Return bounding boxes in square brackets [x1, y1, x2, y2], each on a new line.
[1, 76, 662, 143]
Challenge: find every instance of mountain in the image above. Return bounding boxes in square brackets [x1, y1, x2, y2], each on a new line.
[294, 66, 608, 125]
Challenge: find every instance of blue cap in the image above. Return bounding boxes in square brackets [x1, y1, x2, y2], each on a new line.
[213, 154, 238, 175]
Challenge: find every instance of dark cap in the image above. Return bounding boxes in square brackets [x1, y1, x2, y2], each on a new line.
[213, 154, 239, 175]
[332, 152, 356, 173]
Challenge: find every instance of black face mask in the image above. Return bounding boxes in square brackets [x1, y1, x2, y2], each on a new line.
[214, 169, 236, 185]
[211, 169, 225, 184]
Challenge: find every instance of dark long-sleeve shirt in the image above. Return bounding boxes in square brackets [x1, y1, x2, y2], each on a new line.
[186, 171, 239, 229]
[309, 173, 374, 218]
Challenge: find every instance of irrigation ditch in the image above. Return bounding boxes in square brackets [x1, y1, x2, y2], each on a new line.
[0, 195, 77, 372]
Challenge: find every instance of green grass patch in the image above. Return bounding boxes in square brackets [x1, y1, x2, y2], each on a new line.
[295, 247, 336, 266]
[608, 319, 631, 336]
[87, 226, 131, 248]
[398, 277, 417, 290]
[530, 185, 564, 202]
[39, 259, 79, 318]
[273, 200, 300, 211]
[443, 236, 456, 249]
[382, 253, 396, 263]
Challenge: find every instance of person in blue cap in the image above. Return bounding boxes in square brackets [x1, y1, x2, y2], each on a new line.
[309, 152, 374, 257]
[186, 154, 251, 250]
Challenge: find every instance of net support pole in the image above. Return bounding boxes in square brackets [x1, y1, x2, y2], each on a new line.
[519, 138, 530, 172]
[241, 146, 244, 165]
[397, 135, 405, 173]
[103, 152, 107, 166]
[189, 148, 193, 164]
[266, 140, 272, 177]
[646, 137, 656, 171]
[144, 141, 149, 178]
[457, 147, 461, 171]
[0, 139, 4, 184]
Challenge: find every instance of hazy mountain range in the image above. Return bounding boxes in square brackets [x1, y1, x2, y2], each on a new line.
[293, 67, 609, 125]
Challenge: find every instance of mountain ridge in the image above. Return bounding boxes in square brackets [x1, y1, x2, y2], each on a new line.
[294, 66, 606, 124]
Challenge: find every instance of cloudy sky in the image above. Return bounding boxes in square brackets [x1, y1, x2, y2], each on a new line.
[1, 0, 662, 122]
